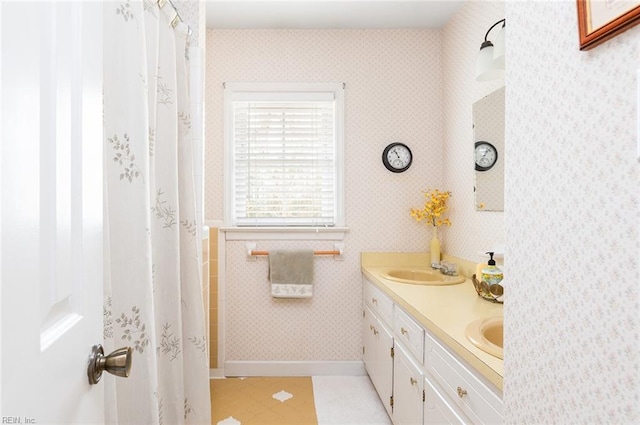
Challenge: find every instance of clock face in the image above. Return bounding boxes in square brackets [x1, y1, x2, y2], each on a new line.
[475, 141, 498, 171]
[382, 143, 412, 173]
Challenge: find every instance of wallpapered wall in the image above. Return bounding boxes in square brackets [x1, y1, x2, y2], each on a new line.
[205, 29, 446, 362]
[503, 2, 639, 424]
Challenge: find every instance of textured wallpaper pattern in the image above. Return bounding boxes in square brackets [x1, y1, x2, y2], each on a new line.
[503, 1, 639, 423]
[205, 29, 445, 361]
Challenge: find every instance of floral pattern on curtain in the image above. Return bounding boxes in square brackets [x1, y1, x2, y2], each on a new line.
[103, 1, 210, 423]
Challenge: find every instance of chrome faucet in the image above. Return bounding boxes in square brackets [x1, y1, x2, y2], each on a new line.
[431, 260, 458, 276]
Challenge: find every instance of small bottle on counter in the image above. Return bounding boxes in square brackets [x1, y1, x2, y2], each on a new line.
[481, 252, 503, 285]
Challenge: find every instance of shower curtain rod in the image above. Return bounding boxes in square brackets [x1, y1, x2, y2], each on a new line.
[158, 0, 193, 36]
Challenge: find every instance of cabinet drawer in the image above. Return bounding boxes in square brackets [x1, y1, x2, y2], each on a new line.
[364, 279, 394, 327]
[394, 307, 424, 364]
[424, 376, 467, 425]
[424, 332, 503, 424]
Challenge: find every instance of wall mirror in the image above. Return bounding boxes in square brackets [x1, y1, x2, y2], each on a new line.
[473, 86, 505, 211]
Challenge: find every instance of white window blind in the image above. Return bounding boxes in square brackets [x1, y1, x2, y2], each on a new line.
[228, 86, 342, 227]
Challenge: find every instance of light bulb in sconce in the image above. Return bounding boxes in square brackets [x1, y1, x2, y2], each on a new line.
[475, 19, 505, 82]
[493, 22, 505, 68]
[475, 41, 501, 81]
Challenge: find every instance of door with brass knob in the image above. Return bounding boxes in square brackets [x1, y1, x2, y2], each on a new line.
[1, 2, 105, 422]
[88, 345, 133, 385]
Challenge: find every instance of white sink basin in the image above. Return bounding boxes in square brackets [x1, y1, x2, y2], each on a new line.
[379, 267, 465, 286]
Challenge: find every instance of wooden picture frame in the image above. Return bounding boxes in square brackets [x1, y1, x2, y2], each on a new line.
[577, 0, 640, 50]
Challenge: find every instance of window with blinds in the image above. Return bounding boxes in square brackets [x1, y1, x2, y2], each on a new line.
[225, 83, 345, 228]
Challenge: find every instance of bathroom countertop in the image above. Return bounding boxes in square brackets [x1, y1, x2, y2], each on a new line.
[361, 252, 504, 391]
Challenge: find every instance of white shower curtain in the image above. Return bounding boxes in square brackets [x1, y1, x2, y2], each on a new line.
[102, 1, 211, 424]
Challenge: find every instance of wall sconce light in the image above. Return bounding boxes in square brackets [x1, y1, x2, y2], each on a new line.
[475, 19, 505, 82]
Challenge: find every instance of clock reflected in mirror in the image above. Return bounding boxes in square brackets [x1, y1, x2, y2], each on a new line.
[475, 141, 498, 172]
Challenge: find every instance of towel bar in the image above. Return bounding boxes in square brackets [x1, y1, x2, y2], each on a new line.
[246, 242, 344, 258]
[249, 249, 340, 256]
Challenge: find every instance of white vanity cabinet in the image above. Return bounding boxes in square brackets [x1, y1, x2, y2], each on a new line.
[362, 276, 503, 425]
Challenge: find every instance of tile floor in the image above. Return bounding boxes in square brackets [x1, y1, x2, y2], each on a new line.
[211, 375, 392, 425]
[313, 376, 392, 425]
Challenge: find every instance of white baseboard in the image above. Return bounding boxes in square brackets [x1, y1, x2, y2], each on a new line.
[209, 368, 225, 379]
[223, 361, 366, 377]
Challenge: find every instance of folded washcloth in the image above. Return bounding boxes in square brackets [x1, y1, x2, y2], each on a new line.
[269, 249, 314, 298]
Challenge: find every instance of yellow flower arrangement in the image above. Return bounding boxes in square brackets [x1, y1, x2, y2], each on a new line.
[410, 189, 452, 227]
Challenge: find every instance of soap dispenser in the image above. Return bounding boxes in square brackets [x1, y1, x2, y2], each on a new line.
[481, 252, 503, 285]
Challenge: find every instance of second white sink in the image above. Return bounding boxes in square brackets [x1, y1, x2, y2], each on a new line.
[465, 316, 504, 359]
[380, 267, 465, 285]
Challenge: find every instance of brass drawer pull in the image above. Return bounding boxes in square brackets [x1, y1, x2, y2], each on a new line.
[372, 297, 378, 304]
[410, 377, 418, 386]
[457, 386, 467, 398]
[400, 327, 408, 335]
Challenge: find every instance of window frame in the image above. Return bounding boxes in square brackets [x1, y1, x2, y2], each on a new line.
[222, 82, 346, 241]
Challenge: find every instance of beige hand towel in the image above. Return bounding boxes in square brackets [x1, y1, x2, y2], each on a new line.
[269, 249, 314, 298]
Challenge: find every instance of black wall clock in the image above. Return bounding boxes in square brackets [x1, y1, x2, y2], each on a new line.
[382, 142, 412, 173]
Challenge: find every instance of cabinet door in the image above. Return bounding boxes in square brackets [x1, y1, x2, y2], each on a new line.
[424, 376, 468, 425]
[363, 305, 394, 417]
[393, 343, 424, 425]
[362, 306, 377, 377]
[375, 320, 394, 417]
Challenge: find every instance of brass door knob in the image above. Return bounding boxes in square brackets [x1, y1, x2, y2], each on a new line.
[88, 344, 132, 385]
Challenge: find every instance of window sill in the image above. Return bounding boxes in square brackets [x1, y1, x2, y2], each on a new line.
[220, 226, 349, 241]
